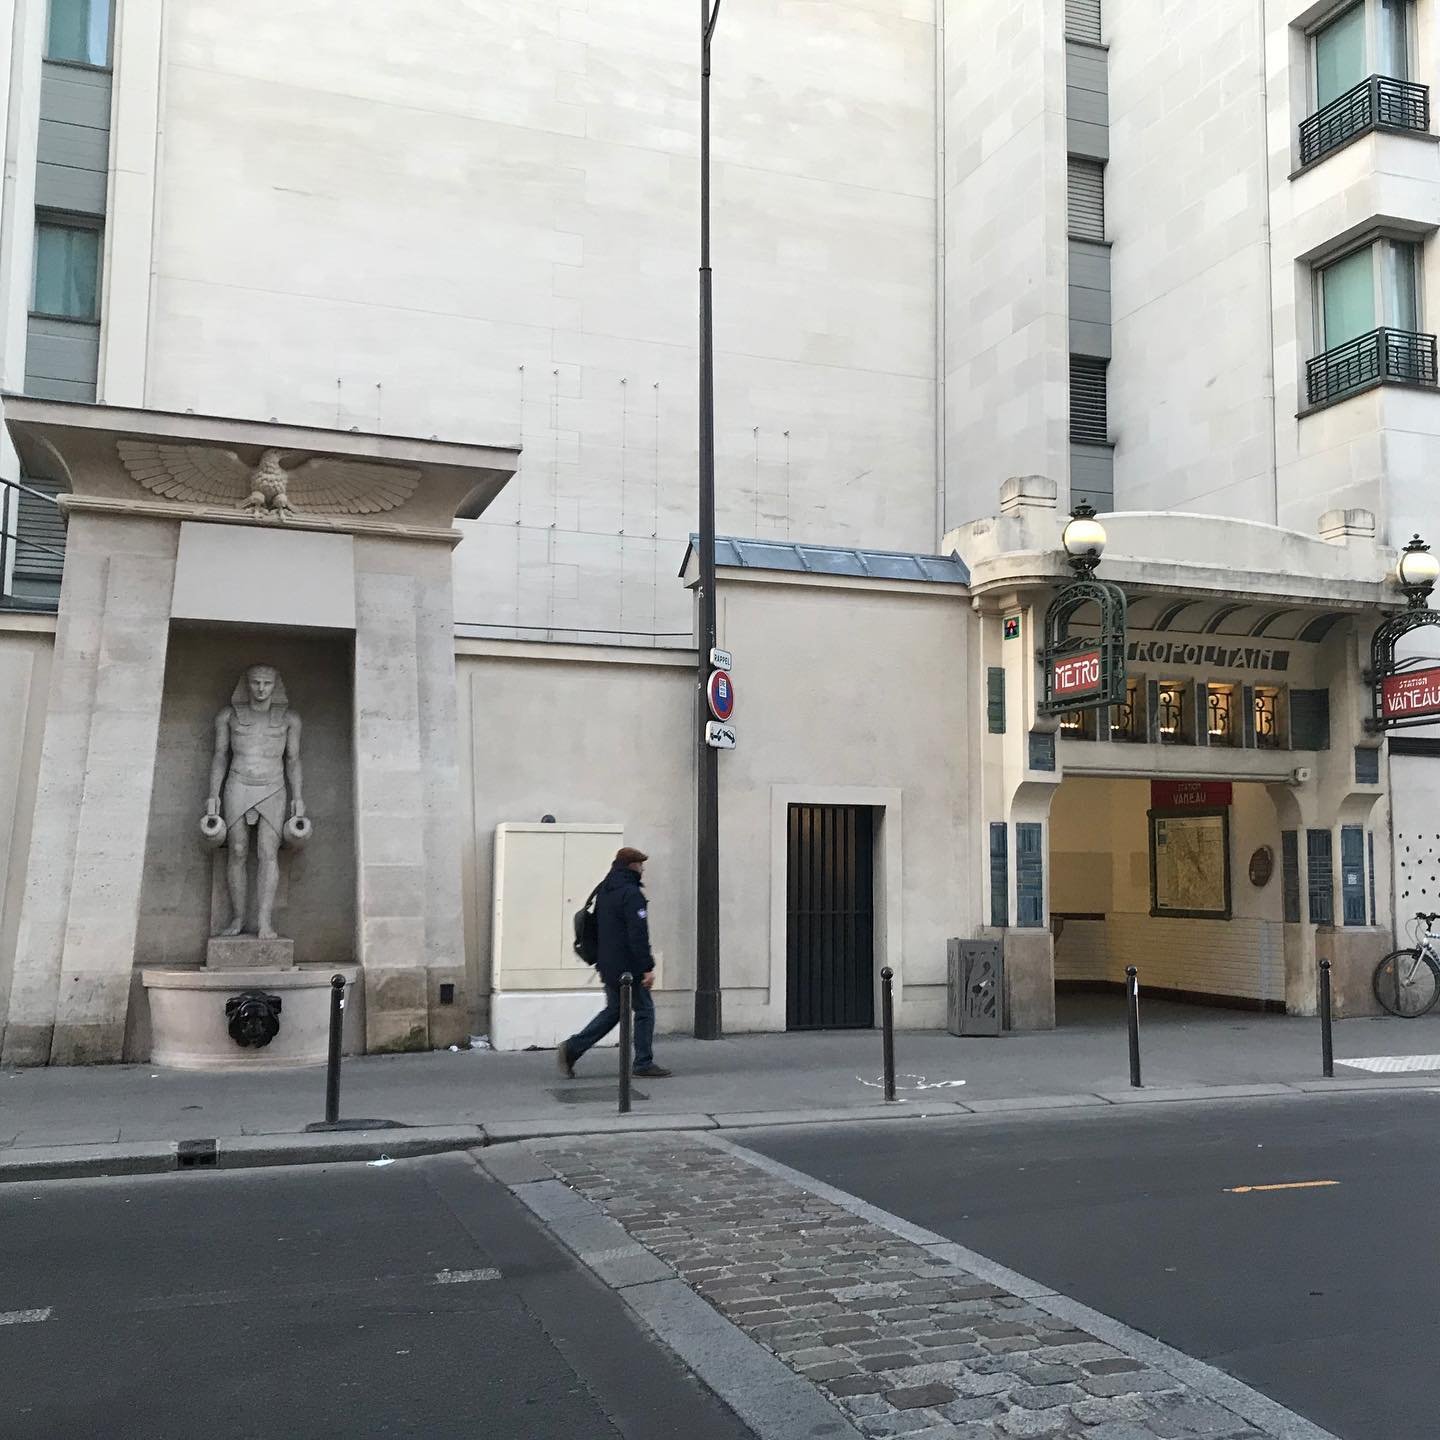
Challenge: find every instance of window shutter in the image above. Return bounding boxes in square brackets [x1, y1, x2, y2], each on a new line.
[1145, 679, 1160, 744]
[1069, 356, 1108, 443]
[1354, 746, 1380, 784]
[1307, 829, 1334, 926]
[1016, 823, 1045, 928]
[1290, 689, 1331, 750]
[990, 822, 1009, 928]
[1340, 826, 1366, 926]
[1028, 731, 1056, 772]
[1065, 0, 1102, 43]
[1242, 685, 1256, 747]
[1367, 831, 1378, 926]
[1195, 684, 1211, 748]
[1067, 158, 1105, 241]
[987, 667, 1006, 734]
[13, 477, 67, 583]
[1281, 831, 1301, 923]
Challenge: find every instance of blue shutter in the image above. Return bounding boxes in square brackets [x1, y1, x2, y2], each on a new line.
[1368, 831, 1377, 927]
[1282, 831, 1301, 922]
[1290, 690, 1331, 750]
[1028, 731, 1056, 772]
[1016, 823, 1044, 928]
[1146, 680, 1160, 743]
[987, 667, 1006, 734]
[1242, 685, 1256, 747]
[1354, 746, 1380, 784]
[1307, 829, 1334, 925]
[989, 822, 1009, 928]
[1341, 826, 1366, 925]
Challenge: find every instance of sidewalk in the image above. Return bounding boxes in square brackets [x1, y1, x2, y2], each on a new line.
[4, 995, 1440, 1180]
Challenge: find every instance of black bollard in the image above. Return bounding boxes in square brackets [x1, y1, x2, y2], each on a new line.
[618, 973, 634, 1114]
[324, 973, 345, 1124]
[1319, 958, 1334, 1079]
[1126, 965, 1142, 1089]
[881, 967, 896, 1102]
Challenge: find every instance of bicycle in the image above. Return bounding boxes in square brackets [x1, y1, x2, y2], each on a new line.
[1373, 912, 1440, 1017]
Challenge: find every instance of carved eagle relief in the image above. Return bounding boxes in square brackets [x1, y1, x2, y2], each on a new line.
[116, 442, 422, 519]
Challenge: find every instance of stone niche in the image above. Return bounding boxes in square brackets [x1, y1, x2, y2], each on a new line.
[124, 626, 357, 1060]
[0, 398, 518, 1066]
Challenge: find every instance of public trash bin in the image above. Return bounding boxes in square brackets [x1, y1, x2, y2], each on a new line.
[947, 937, 1003, 1036]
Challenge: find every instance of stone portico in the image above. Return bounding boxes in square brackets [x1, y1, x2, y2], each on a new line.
[0, 397, 517, 1065]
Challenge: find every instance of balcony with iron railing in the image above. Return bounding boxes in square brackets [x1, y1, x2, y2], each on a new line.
[1305, 325, 1438, 409]
[1298, 75, 1431, 168]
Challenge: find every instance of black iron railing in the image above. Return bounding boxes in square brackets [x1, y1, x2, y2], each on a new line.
[1299, 75, 1430, 166]
[1306, 326, 1438, 407]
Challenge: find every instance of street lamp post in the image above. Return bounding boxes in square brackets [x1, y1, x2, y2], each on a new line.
[695, 0, 723, 1040]
[1396, 534, 1440, 609]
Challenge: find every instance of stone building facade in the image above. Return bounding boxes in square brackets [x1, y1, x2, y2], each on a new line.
[0, 0, 1437, 1059]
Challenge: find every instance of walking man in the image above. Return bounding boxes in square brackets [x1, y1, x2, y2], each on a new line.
[557, 847, 672, 1078]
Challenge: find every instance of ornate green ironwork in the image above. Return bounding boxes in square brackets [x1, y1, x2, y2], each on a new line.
[1039, 576, 1128, 716]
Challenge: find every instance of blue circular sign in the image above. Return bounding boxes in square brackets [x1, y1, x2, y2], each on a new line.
[707, 669, 735, 722]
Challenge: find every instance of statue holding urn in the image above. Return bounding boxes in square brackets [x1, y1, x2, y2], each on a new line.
[201, 665, 312, 940]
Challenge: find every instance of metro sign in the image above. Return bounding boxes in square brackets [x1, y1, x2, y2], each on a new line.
[1381, 665, 1440, 722]
[1051, 648, 1103, 700]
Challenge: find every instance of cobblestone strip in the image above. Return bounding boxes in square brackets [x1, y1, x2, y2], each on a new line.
[530, 1134, 1333, 1440]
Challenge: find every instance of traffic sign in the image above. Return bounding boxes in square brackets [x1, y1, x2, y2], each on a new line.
[706, 721, 737, 749]
[707, 669, 735, 722]
[709, 646, 733, 671]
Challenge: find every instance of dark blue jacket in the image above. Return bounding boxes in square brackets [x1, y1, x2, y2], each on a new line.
[594, 865, 654, 986]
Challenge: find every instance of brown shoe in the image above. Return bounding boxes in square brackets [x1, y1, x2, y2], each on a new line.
[556, 1043, 574, 1078]
[632, 1063, 672, 1078]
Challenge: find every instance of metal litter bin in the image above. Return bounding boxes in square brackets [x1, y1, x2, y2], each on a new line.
[947, 937, 1003, 1036]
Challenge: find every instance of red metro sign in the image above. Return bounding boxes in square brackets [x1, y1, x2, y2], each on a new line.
[1381, 665, 1440, 722]
[1051, 648, 1103, 700]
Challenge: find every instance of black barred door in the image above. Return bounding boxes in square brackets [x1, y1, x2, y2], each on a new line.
[786, 805, 875, 1029]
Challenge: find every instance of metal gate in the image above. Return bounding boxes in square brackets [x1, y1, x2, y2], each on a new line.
[786, 805, 875, 1030]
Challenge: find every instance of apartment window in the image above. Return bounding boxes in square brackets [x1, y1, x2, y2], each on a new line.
[1205, 683, 1239, 747]
[45, 0, 111, 66]
[1069, 356, 1108, 443]
[1111, 677, 1145, 743]
[32, 220, 101, 322]
[1307, 238, 1434, 406]
[1252, 686, 1284, 749]
[1067, 158, 1105, 241]
[1300, 0, 1425, 166]
[1156, 681, 1190, 745]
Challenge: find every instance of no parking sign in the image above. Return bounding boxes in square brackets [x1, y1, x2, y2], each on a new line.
[707, 669, 735, 722]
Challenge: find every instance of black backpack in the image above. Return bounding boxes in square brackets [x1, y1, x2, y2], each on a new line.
[573, 882, 602, 965]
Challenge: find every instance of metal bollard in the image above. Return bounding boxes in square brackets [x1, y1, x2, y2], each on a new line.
[324, 973, 345, 1124]
[881, 967, 897, 1102]
[618, 973, 634, 1114]
[1126, 965, 1142, 1089]
[1319, 958, 1334, 1079]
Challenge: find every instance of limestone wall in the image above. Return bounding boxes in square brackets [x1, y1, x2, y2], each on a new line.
[131, 0, 939, 643]
[0, 618, 54, 1042]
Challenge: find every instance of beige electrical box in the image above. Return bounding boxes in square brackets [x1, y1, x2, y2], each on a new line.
[492, 822, 622, 992]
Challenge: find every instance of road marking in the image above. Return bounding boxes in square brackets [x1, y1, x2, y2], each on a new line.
[1339, 1053, 1440, 1073]
[1224, 1180, 1339, 1194]
[0, 1308, 52, 1326]
[433, 1267, 500, 1284]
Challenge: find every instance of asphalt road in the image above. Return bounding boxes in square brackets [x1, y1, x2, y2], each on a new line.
[740, 1091, 1440, 1440]
[0, 1152, 753, 1440]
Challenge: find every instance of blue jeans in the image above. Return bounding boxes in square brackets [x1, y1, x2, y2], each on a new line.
[566, 981, 655, 1068]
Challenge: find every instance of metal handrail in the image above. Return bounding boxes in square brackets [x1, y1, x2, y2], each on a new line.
[1299, 74, 1430, 166]
[1306, 325, 1438, 407]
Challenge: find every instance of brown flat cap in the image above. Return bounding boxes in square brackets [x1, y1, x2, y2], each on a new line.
[615, 846, 649, 867]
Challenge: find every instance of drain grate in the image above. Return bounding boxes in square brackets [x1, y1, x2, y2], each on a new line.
[549, 1087, 648, 1105]
[176, 1138, 218, 1169]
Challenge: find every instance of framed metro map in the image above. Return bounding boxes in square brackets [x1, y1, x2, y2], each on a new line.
[1149, 808, 1232, 920]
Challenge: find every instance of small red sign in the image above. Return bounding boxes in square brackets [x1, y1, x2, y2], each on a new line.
[1052, 648, 1103, 699]
[707, 669, 735, 722]
[1381, 666, 1440, 721]
[1151, 779, 1233, 809]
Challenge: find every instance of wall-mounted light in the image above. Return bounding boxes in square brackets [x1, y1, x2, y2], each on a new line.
[1062, 501, 1108, 578]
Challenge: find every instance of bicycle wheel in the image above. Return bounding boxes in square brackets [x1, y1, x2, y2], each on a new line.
[1373, 949, 1440, 1017]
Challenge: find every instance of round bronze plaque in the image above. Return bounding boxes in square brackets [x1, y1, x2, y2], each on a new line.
[1249, 845, 1275, 888]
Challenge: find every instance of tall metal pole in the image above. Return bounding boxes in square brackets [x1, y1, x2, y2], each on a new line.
[694, 0, 723, 1040]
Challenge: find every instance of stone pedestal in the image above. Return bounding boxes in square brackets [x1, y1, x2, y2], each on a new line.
[142, 965, 359, 1069]
[205, 936, 295, 970]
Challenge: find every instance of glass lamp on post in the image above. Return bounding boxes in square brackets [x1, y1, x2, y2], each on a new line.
[1062, 501, 1108, 578]
[1397, 534, 1439, 609]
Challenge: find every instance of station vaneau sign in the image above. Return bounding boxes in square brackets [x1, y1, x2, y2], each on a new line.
[1379, 665, 1440, 725]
